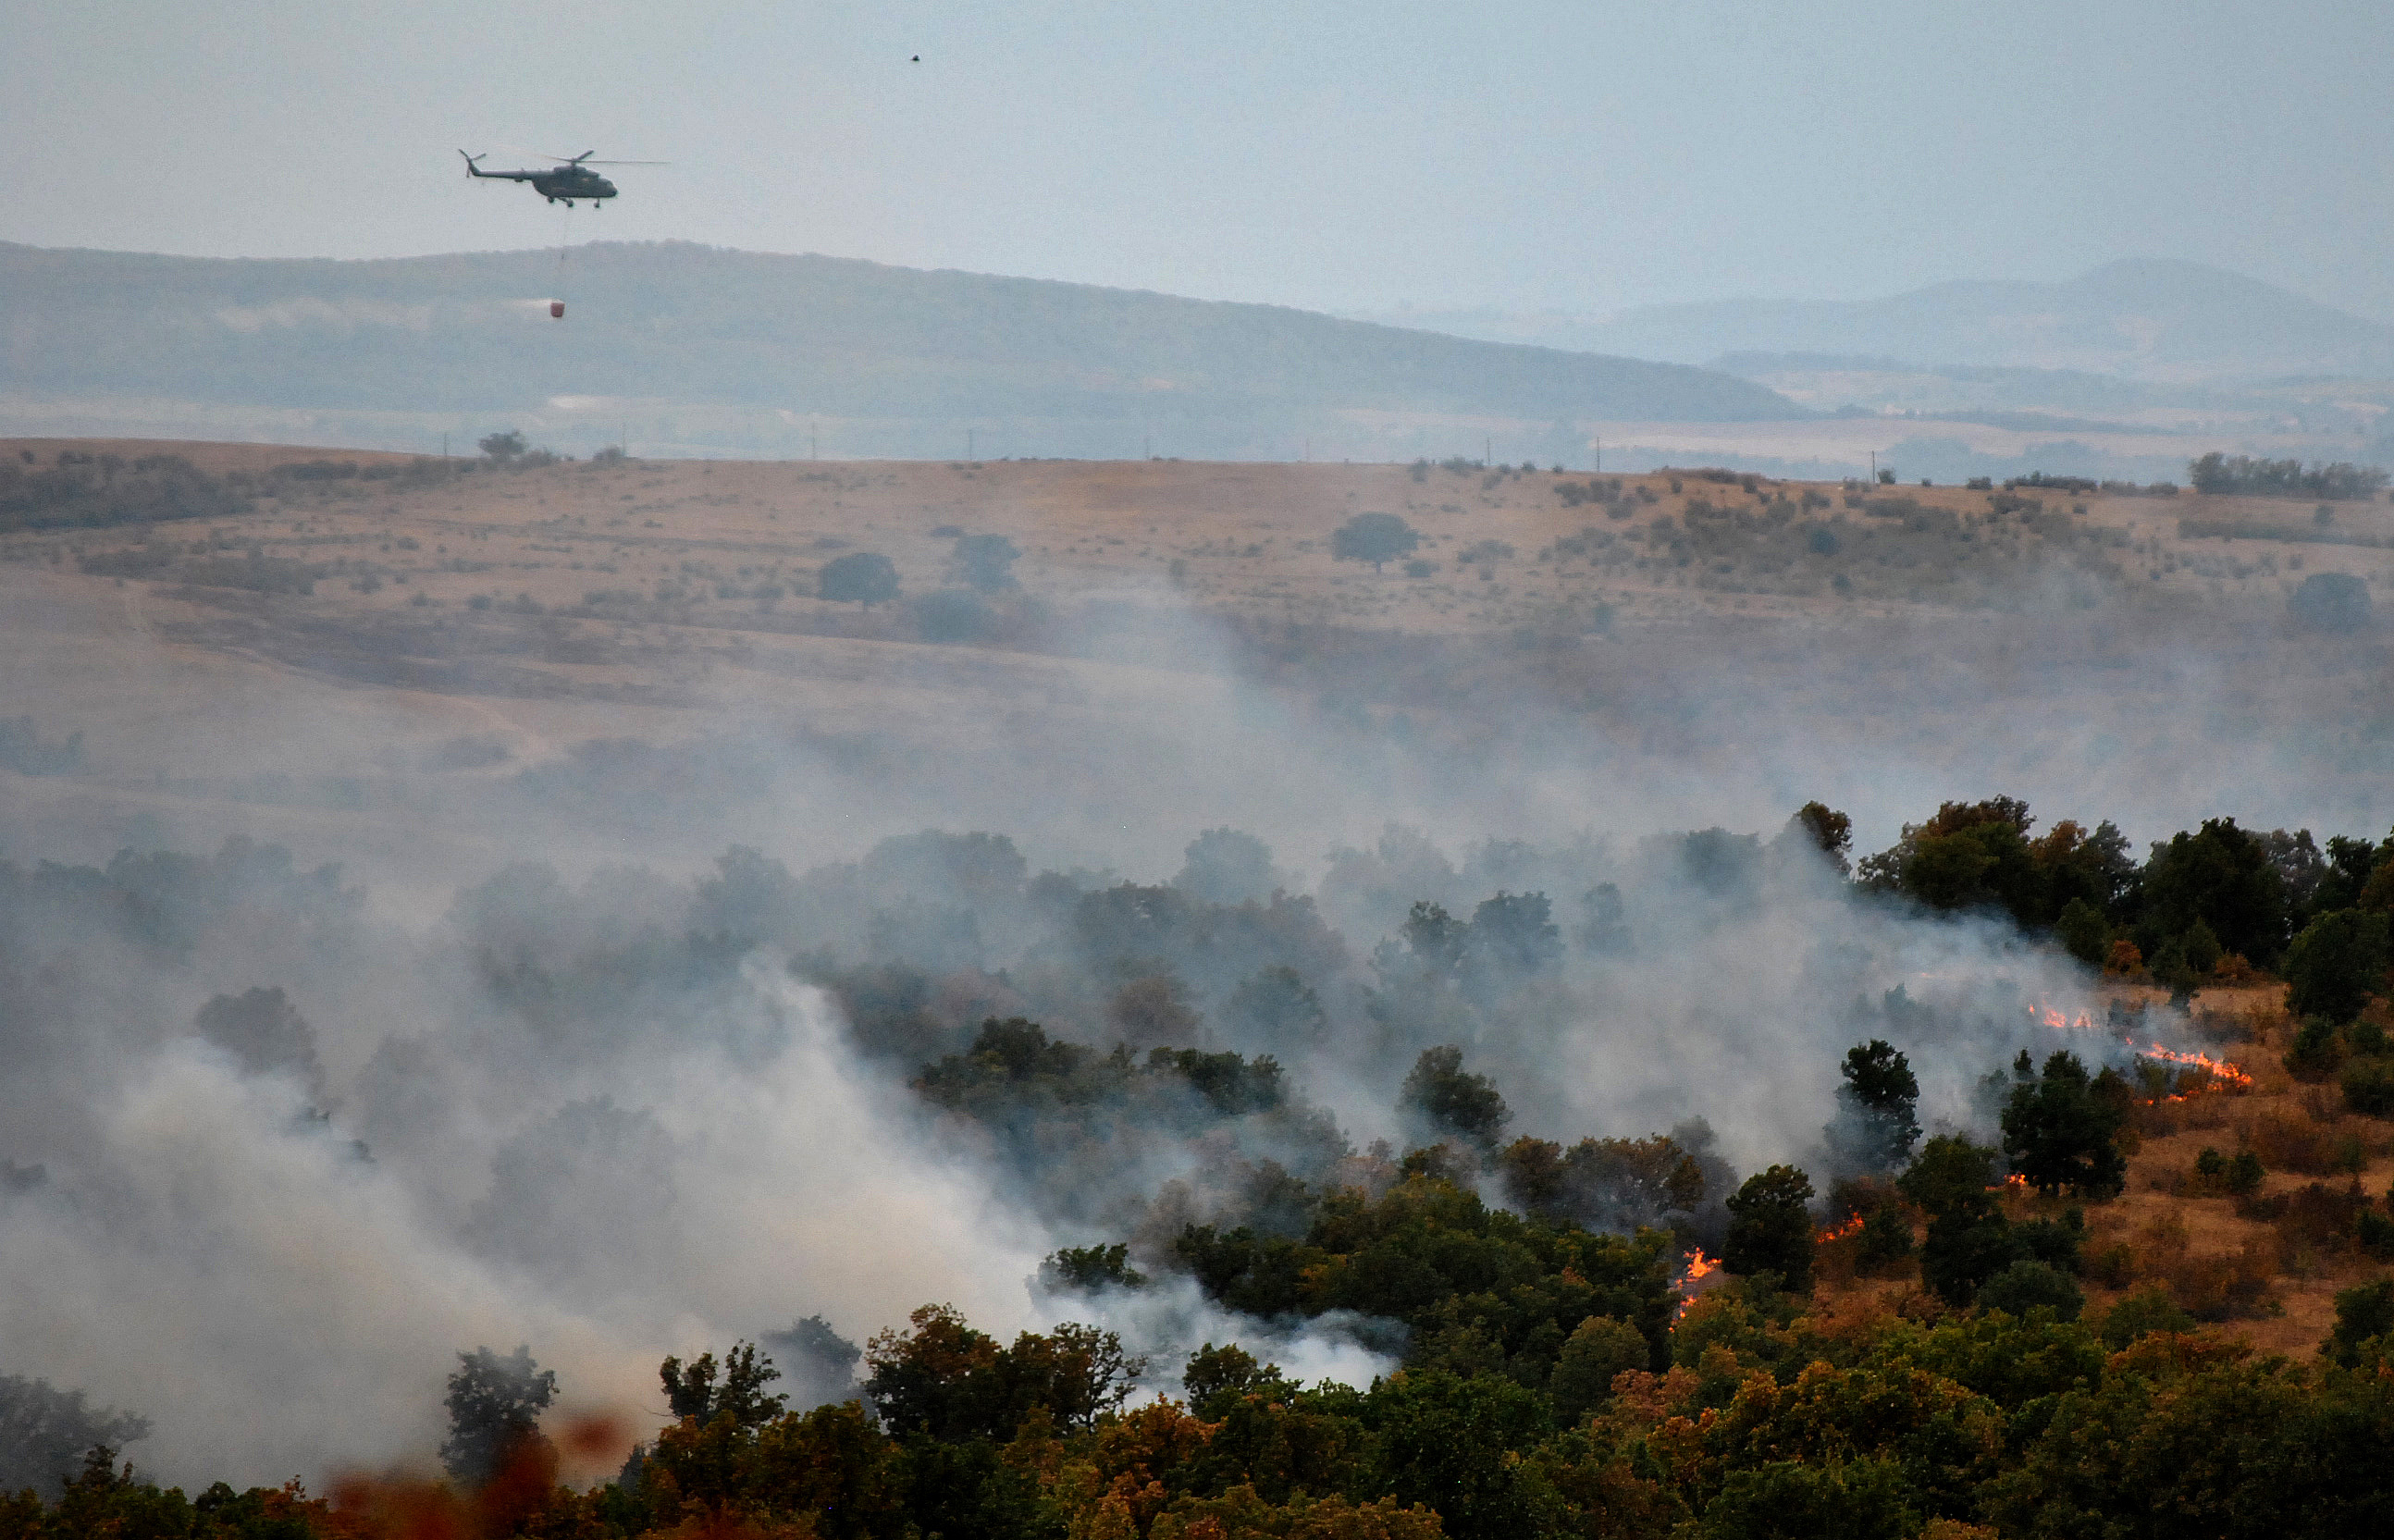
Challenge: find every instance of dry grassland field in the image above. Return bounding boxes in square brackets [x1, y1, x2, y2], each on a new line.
[4, 441, 2389, 880]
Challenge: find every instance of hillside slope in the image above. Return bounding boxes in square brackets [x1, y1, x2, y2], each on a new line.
[0, 241, 1801, 461]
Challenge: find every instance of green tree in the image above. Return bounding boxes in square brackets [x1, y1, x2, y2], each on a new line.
[1039, 1242, 1148, 1293]
[2001, 1051, 2129, 1199]
[1899, 1136, 2017, 1307]
[660, 1341, 786, 1429]
[478, 429, 526, 461]
[1400, 1045, 1511, 1149]
[1699, 1458, 1918, 1540]
[2289, 572, 2372, 633]
[995, 1323, 1145, 1432]
[1400, 900, 1469, 979]
[1368, 1370, 1550, 1540]
[192, 986, 323, 1091]
[1461, 891, 1561, 1002]
[2341, 1054, 2394, 1116]
[1180, 1343, 1292, 1415]
[2325, 1277, 2394, 1367]
[1858, 797, 2037, 917]
[2097, 1287, 2195, 1349]
[1549, 1315, 1648, 1422]
[0, 1376, 150, 1497]
[1974, 1259, 2083, 1321]
[950, 534, 1020, 592]
[2284, 908, 2391, 1024]
[744, 1402, 907, 1540]
[440, 1345, 556, 1487]
[1724, 1164, 1816, 1292]
[819, 551, 900, 608]
[861, 1304, 1000, 1439]
[1225, 965, 1327, 1044]
[2136, 817, 2290, 967]
[1857, 1202, 1914, 1270]
[2055, 896, 2110, 966]
[1330, 512, 1421, 572]
[1825, 1040, 1920, 1173]
[1174, 827, 1280, 904]
[1784, 801, 1854, 877]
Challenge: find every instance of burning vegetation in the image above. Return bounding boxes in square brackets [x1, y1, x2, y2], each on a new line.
[1, 782, 2390, 1536]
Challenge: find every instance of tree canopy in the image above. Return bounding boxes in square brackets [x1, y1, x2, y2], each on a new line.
[819, 551, 900, 608]
[1330, 512, 1421, 571]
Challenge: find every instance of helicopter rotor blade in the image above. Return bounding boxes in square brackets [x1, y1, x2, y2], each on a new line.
[492, 144, 665, 166]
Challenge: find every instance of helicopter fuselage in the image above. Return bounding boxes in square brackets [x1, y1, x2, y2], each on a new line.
[528, 168, 616, 202]
[464, 159, 618, 204]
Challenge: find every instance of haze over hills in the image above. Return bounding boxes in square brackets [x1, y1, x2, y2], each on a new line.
[1376, 260, 2394, 386]
[0, 240, 1801, 462]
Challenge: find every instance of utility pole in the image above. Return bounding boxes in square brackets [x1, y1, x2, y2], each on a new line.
[1870, 450, 1877, 483]
[968, 428, 975, 461]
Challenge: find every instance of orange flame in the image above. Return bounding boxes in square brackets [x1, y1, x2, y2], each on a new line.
[1671, 1247, 1719, 1322]
[2024, 1001, 2252, 1102]
[1817, 1213, 1867, 1245]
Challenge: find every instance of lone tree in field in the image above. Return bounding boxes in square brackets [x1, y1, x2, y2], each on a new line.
[820, 551, 900, 609]
[478, 430, 526, 462]
[1331, 512, 1421, 572]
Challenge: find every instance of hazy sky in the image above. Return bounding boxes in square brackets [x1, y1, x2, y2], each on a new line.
[9, 0, 2393, 319]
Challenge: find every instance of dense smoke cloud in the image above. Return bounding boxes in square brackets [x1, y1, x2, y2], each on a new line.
[0, 546, 2380, 1491]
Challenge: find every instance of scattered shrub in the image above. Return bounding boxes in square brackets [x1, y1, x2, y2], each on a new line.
[2341, 1055, 2394, 1117]
[2098, 1287, 2195, 1348]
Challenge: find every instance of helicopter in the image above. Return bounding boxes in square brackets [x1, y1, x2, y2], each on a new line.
[458, 149, 660, 206]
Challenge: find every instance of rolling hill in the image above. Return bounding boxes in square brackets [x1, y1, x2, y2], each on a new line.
[0, 241, 1801, 461]
[1376, 260, 2394, 385]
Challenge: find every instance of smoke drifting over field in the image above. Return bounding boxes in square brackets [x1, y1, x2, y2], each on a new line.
[0, 470, 2385, 1491]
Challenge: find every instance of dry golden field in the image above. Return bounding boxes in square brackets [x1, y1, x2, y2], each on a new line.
[4, 438, 2390, 887]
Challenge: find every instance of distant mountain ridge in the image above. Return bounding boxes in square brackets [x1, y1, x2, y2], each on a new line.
[0, 241, 1800, 461]
[1373, 261, 2394, 385]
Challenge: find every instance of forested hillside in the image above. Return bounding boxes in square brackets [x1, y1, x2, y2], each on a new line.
[4, 791, 2392, 1536]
